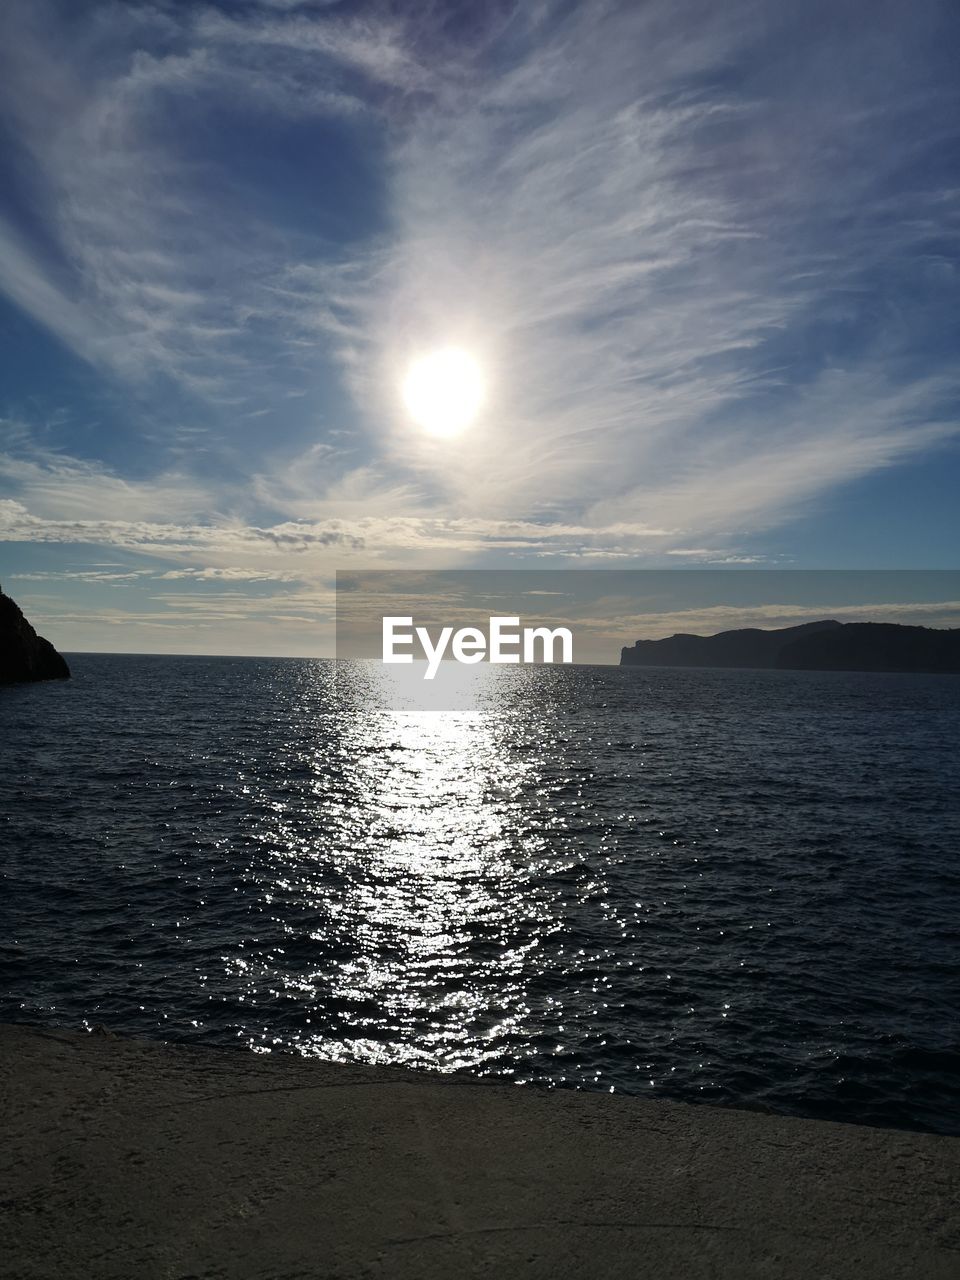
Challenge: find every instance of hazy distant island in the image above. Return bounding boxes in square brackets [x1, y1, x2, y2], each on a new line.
[0, 584, 70, 684]
[620, 619, 960, 673]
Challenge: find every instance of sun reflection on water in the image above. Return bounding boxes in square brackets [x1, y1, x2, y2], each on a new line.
[11, 652, 958, 1128]
[248, 661, 553, 1071]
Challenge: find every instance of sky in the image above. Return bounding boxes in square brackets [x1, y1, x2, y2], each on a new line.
[0, 0, 958, 657]
[336, 570, 960, 665]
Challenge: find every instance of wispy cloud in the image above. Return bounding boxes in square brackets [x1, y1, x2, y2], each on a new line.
[0, 0, 382, 396]
[1, 0, 958, 651]
[0, 497, 678, 562]
[279, 1, 960, 536]
[10, 566, 303, 584]
[0, 433, 212, 523]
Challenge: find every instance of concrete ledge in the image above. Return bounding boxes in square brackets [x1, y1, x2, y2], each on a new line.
[1, 1023, 958, 1278]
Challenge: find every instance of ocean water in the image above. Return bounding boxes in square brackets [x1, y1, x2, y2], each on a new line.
[2, 653, 959, 1135]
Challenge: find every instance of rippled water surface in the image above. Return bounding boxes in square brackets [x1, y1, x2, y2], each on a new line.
[3, 654, 959, 1133]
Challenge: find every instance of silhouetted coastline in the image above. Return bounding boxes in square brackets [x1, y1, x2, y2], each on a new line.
[621, 620, 960, 673]
[0, 584, 70, 683]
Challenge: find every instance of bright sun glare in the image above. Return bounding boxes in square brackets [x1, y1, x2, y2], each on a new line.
[402, 347, 485, 438]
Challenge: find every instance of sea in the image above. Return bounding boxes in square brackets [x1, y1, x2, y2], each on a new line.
[3, 653, 959, 1134]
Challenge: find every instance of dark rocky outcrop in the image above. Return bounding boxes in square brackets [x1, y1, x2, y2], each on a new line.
[621, 620, 841, 669]
[0, 584, 70, 683]
[621, 619, 960, 674]
[777, 621, 960, 673]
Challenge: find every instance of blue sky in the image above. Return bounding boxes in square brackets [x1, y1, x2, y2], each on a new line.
[0, 0, 958, 656]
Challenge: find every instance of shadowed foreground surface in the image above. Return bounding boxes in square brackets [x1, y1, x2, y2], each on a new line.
[1, 1024, 958, 1279]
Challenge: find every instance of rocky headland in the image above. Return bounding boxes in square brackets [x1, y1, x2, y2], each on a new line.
[621, 620, 960, 673]
[0, 584, 70, 683]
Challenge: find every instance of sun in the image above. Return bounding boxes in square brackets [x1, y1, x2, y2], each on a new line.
[401, 347, 485, 438]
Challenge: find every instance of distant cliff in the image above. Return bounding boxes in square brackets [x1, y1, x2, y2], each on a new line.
[0, 585, 70, 683]
[620, 620, 960, 674]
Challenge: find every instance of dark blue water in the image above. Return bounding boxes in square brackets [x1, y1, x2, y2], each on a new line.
[2, 654, 959, 1134]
